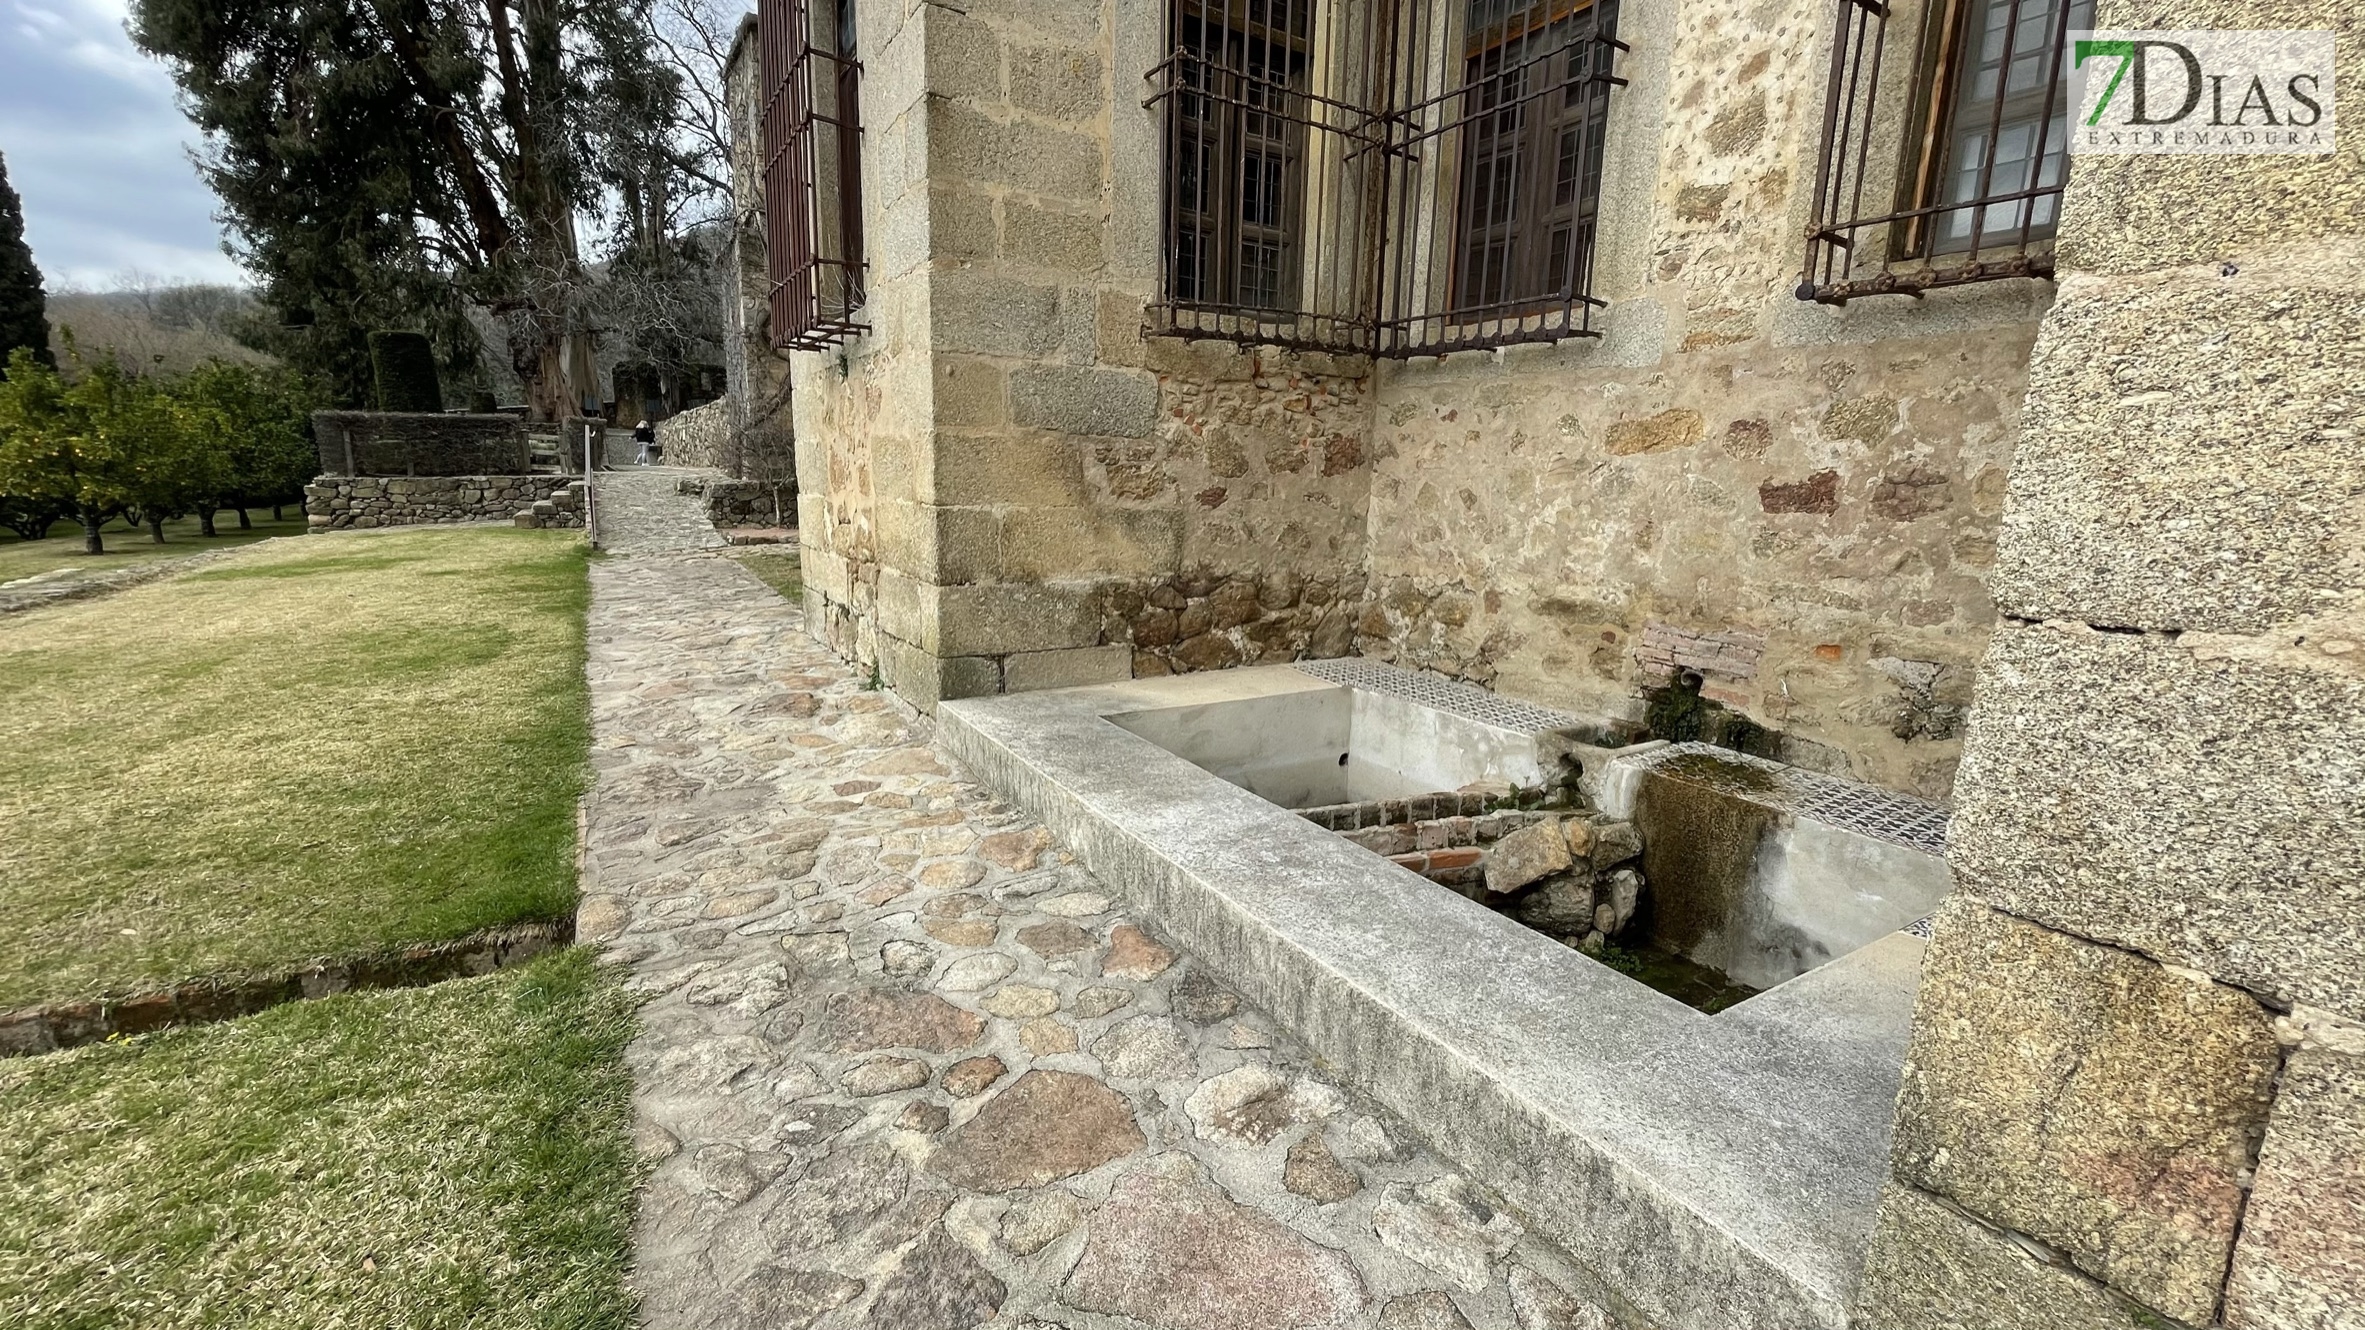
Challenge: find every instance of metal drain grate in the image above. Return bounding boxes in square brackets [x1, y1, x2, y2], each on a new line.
[1288, 660, 1952, 856]
[1628, 743, 1951, 856]
[1291, 657, 1590, 736]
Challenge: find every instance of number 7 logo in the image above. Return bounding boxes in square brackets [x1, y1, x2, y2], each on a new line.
[2075, 39, 2138, 125]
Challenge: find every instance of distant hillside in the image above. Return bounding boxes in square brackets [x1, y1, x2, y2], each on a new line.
[45, 282, 275, 376]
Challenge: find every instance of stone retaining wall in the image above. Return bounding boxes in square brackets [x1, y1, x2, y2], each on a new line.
[656, 398, 733, 469]
[704, 479, 796, 528]
[305, 475, 586, 530]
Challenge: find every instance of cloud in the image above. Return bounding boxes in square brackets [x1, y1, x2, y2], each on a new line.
[0, 0, 246, 288]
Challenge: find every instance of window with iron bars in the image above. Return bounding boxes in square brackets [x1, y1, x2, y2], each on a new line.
[758, 0, 867, 350]
[1798, 0, 2090, 304]
[1146, 0, 1626, 358]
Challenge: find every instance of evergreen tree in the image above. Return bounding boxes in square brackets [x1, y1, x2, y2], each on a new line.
[0, 152, 53, 371]
[131, 0, 684, 419]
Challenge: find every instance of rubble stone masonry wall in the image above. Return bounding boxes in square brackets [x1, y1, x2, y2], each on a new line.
[774, 0, 2047, 800]
[303, 475, 584, 530]
[653, 397, 733, 470]
[1359, 0, 2046, 800]
[774, 0, 2166, 810]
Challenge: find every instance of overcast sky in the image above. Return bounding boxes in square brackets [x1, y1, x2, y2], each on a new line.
[0, 0, 243, 290]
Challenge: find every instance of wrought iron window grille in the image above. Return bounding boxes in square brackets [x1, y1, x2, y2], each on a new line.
[759, 0, 868, 350]
[1146, 0, 1627, 359]
[1798, 0, 2090, 305]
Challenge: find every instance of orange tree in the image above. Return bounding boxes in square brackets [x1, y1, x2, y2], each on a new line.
[0, 348, 187, 554]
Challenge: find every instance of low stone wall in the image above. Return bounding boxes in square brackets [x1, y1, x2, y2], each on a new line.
[705, 479, 796, 528]
[305, 475, 586, 530]
[314, 411, 531, 476]
[655, 398, 733, 469]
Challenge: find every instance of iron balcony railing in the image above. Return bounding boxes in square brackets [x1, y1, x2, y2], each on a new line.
[758, 0, 867, 350]
[1146, 0, 1627, 359]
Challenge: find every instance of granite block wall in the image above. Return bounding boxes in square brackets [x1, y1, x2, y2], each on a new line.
[1852, 0, 2365, 1324]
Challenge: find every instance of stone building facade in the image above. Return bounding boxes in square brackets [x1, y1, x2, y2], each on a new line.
[1849, 12, 2364, 1330]
[725, 1, 2363, 1327]
[714, 15, 800, 485]
[732, 0, 2060, 800]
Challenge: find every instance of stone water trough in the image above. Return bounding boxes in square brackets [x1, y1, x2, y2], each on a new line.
[940, 658, 1953, 1330]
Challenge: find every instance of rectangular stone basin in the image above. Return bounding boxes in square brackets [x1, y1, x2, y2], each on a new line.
[941, 661, 1945, 1330]
[1104, 662, 1570, 806]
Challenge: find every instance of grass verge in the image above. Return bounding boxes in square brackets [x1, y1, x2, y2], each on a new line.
[0, 949, 638, 1330]
[0, 514, 310, 586]
[729, 546, 802, 601]
[0, 527, 591, 1011]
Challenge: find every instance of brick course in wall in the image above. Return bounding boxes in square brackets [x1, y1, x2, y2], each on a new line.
[1635, 622, 1767, 683]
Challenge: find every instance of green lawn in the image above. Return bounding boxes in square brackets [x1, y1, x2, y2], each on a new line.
[729, 545, 802, 601]
[0, 512, 310, 586]
[0, 526, 591, 1010]
[0, 949, 638, 1330]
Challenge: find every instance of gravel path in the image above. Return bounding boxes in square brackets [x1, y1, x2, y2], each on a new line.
[583, 552, 1612, 1330]
[592, 468, 729, 554]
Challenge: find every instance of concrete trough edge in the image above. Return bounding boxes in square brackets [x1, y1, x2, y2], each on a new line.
[941, 688, 1873, 1330]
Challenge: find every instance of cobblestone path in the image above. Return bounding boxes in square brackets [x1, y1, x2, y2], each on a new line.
[592, 468, 728, 554]
[584, 552, 1611, 1330]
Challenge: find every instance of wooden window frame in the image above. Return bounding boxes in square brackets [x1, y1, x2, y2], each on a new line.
[1167, 0, 1317, 315]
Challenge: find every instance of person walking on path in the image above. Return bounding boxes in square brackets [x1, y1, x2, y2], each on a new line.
[633, 419, 660, 466]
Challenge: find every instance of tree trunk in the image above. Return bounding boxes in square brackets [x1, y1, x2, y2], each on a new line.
[235, 506, 252, 530]
[272, 503, 285, 521]
[80, 509, 105, 555]
[198, 506, 218, 537]
[148, 516, 166, 543]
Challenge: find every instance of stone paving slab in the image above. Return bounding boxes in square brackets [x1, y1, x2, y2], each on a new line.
[592, 468, 728, 554]
[585, 552, 1624, 1330]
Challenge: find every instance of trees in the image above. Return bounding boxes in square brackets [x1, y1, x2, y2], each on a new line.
[0, 350, 154, 554]
[131, 0, 688, 420]
[46, 285, 274, 378]
[0, 494, 69, 540]
[0, 152, 52, 370]
[0, 352, 315, 552]
[174, 361, 321, 530]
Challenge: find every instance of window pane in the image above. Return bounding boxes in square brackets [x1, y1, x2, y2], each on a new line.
[1453, 2, 1617, 315]
[1935, 0, 2091, 251]
[1162, 1, 1306, 314]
